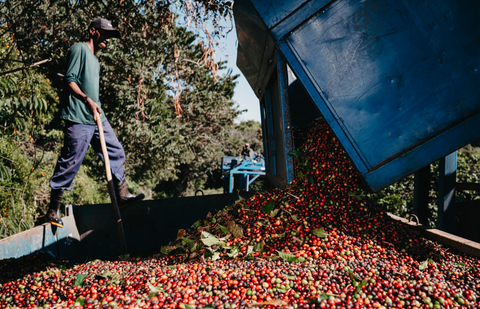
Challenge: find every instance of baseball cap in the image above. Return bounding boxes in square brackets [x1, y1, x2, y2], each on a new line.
[89, 18, 120, 38]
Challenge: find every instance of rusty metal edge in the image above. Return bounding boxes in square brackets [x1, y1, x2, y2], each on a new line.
[387, 213, 480, 258]
[0, 205, 81, 261]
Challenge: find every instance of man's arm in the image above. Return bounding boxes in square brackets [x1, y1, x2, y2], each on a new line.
[67, 81, 102, 121]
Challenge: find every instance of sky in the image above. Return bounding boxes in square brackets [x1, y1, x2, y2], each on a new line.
[214, 23, 262, 124]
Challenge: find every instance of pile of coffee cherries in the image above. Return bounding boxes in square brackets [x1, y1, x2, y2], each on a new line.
[1, 121, 478, 309]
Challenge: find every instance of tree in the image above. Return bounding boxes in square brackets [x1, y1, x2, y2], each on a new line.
[225, 120, 263, 157]
[105, 25, 242, 197]
[0, 0, 241, 199]
[0, 31, 61, 238]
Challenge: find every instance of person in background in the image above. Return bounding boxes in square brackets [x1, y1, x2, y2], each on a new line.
[46, 18, 145, 228]
[253, 151, 265, 166]
[241, 143, 254, 161]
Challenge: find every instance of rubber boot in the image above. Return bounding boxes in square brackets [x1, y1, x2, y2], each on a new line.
[46, 189, 64, 228]
[115, 179, 145, 209]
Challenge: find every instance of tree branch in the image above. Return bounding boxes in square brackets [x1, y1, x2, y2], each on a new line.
[0, 155, 18, 164]
[0, 58, 51, 76]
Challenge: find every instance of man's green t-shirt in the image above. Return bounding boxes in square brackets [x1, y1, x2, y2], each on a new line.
[60, 42, 107, 125]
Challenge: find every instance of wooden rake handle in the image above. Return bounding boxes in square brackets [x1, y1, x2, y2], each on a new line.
[94, 112, 128, 254]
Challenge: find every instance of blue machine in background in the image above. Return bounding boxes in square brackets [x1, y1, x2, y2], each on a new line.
[234, 0, 479, 233]
[222, 156, 266, 193]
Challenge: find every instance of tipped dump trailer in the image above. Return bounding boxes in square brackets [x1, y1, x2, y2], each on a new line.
[234, 0, 480, 192]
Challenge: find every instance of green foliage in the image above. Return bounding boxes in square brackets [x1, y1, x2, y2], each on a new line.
[277, 250, 305, 263]
[224, 120, 263, 157]
[0, 135, 51, 239]
[312, 228, 328, 238]
[74, 273, 87, 288]
[453, 146, 480, 203]
[0, 0, 257, 239]
[0, 76, 16, 96]
[261, 201, 275, 214]
[0, 35, 60, 238]
[62, 164, 110, 206]
[110, 27, 242, 196]
[370, 174, 415, 219]
[370, 146, 480, 228]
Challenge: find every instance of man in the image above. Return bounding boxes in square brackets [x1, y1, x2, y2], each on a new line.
[241, 143, 254, 161]
[47, 18, 144, 228]
[253, 151, 264, 166]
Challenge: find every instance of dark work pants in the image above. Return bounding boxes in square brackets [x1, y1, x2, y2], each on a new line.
[49, 120, 126, 191]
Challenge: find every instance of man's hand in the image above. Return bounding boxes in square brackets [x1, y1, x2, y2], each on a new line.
[87, 98, 102, 121]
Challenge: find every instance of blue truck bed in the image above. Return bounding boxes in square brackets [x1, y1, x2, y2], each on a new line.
[235, 0, 480, 191]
